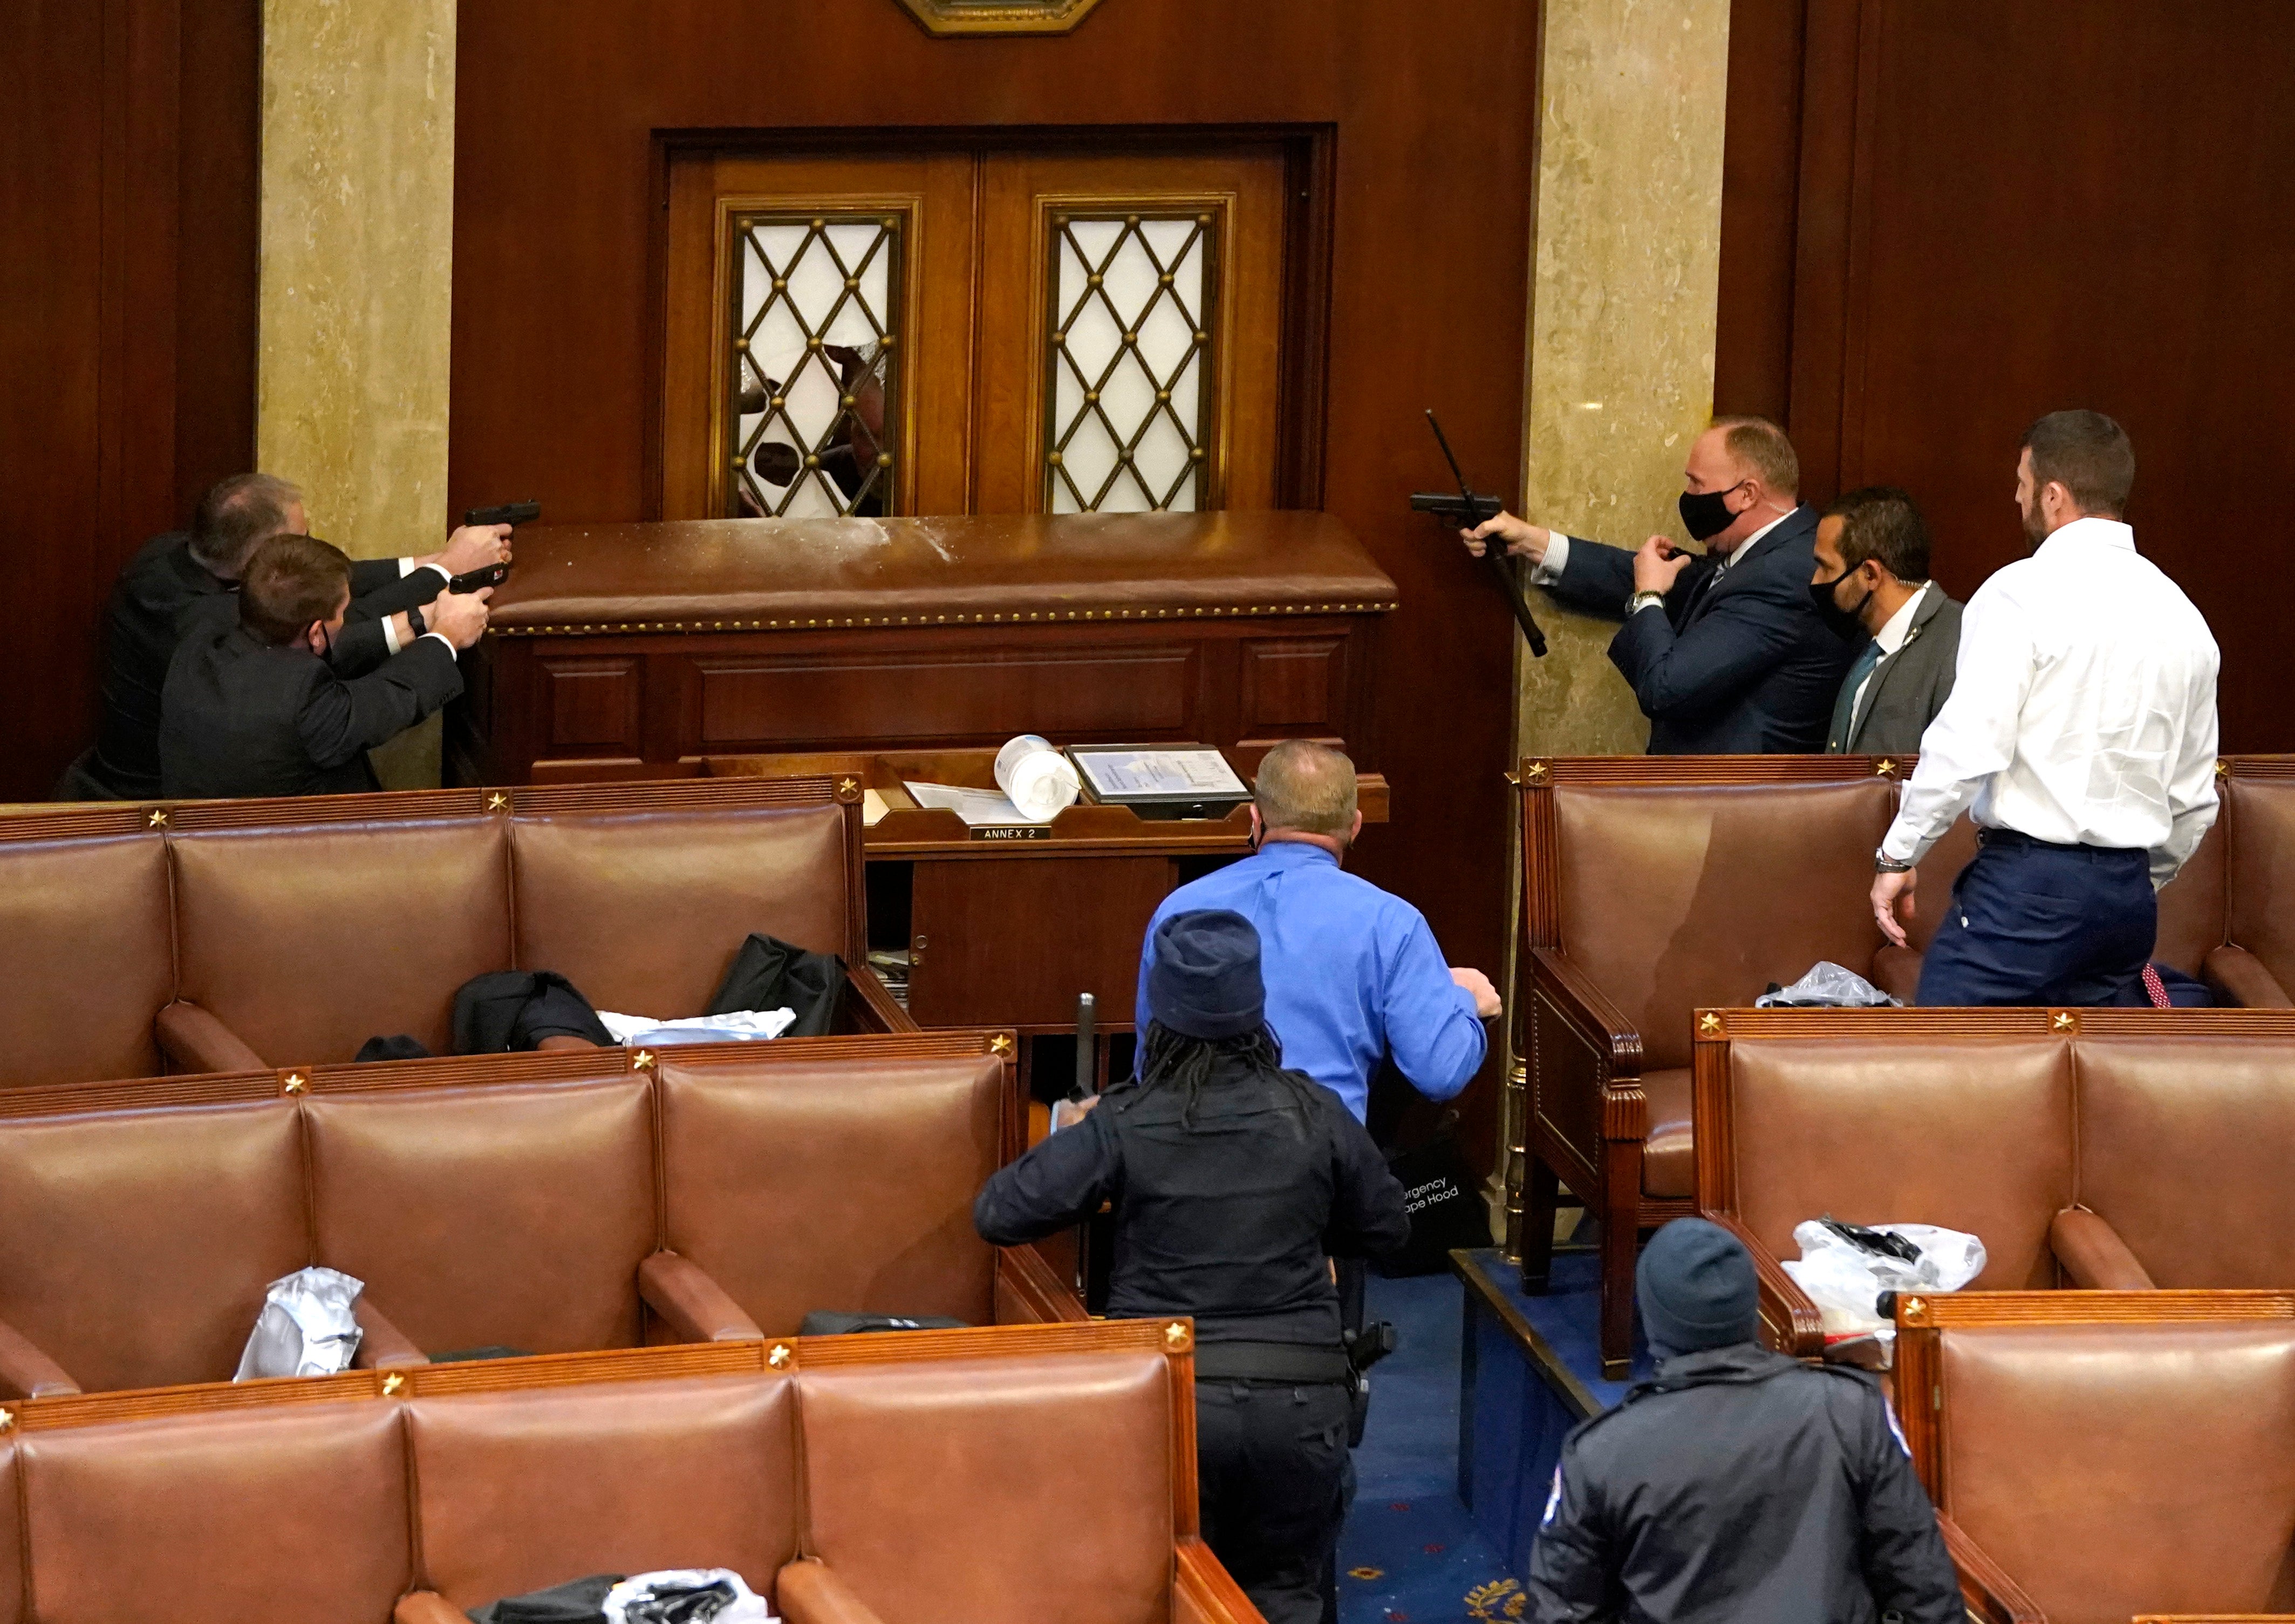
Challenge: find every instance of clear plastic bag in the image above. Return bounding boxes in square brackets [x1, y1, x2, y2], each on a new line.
[234, 1266, 365, 1380]
[1780, 1220, 1985, 1365]
[1754, 961, 1901, 1008]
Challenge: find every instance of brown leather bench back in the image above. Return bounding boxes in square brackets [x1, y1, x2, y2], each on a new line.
[169, 806, 511, 1061]
[0, 1097, 308, 1392]
[2075, 1036, 2295, 1285]
[658, 1051, 1007, 1334]
[1937, 1319, 2295, 1623]
[16, 1400, 411, 1624]
[0, 822, 173, 1087]
[406, 1371, 799, 1609]
[0, 1447, 17, 1624]
[1549, 779, 1893, 1068]
[800, 1347, 1177, 1624]
[1723, 1036, 2073, 1289]
[511, 786, 859, 1021]
[2228, 776, 2295, 993]
[306, 1078, 658, 1357]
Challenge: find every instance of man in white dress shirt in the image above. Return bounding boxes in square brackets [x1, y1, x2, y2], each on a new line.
[1871, 411, 2219, 1006]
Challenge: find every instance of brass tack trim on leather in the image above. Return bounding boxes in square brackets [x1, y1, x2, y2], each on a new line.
[1522, 760, 1549, 782]
[989, 1032, 1015, 1057]
[486, 792, 510, 813]
[767, 1343, 794, 1369]
[1697, 1012, 1723, 1037]
[282, 1074, 309, 1095]
[632, 1049, 657, 1071]
[381, 1373, 407, 1397]
[835, 777, 862, 801]
[147, 808, 169, 827]
[1899, 1296, 1929, 1325]
[0, 1408, 14, 1432]
[2217, 758, 2231, 777]
[1164, 1321, 1192, 1350]
[1873, 758, 1898, 777]
[2051, 1010, 2078, 1033]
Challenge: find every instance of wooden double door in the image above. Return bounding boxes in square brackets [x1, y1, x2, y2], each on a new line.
[662, 139, 1304, 520]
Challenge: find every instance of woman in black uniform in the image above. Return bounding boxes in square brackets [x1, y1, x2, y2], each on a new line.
[975, 910, 1409, 1624]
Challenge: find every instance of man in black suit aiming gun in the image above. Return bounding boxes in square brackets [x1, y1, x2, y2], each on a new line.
[1463, 416, 1853, 753]
[160, 534, 491, 799]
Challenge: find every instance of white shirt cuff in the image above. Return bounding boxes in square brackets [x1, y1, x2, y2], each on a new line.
[381, 615, 402, 656]
[418, 631, 457, 657]
[397, 558, 449, 581]
[1528, 533, 1572, 586]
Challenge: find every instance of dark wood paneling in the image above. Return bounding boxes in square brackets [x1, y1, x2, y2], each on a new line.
[909, 854, 1172, 1027]
[538, 656, 644, 752]
[1, 0, 259, 801]
[1719, 0, 2295, 752]
[689, 645, 1199, 750]
[1237, 636, 1342, 737]
[448, 0, 1541, 1166]
[1713, 0, 1805, 423]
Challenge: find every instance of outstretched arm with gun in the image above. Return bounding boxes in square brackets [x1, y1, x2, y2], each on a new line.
[1410, 410, 1548, 656]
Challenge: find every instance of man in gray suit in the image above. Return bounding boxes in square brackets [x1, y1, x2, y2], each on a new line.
[1812, 486, 1962, 757]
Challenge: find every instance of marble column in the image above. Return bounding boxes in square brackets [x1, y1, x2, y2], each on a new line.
[1493, 0, 1733, 1244]
[257, 0, 458, 786]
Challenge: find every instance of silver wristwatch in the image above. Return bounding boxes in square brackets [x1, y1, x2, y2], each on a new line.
[1874, 849, 1914, 874]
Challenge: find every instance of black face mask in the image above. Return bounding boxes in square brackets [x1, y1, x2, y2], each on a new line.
[1677, 480, 1746, 542]
[1807, 568, 1874, 644]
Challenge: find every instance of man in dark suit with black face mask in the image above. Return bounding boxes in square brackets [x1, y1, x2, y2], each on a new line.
[1464, 416, 1854, 753]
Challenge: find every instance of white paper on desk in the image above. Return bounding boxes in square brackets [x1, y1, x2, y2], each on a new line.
[1071, 749, 1247, 799]
[861, 789, 889, 826]
[904, 780, 1036, 826]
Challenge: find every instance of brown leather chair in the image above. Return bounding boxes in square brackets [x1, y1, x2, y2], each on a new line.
[1513, 754, 2248, 1376]
[0, 1322, 1261, 1624]
[0, 1033, 1071, 1399]
[399, 1371, 799, 1616]
[0, 779, 903, 1090]
[307, 1077, 664, 1360]
[2211, 762, 2295, 1006]
[790, 1346, 1179, 1624]
[1514, 756, 1900, 1373]
[15, 1399, 412, 1624]
[0, 1088, 309, 1395]
[657, 1048, 1017, 1334]
[1694, 1008, 2295, 1353]
[1893, 1292, 2295, 1624]
[0, 812, 175, 1088]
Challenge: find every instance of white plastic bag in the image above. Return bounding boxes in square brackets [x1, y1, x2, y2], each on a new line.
[1780, 1220, 1986, 1359]
[234, 1266, 365, 1380]
[603, 1570, 773, 1624]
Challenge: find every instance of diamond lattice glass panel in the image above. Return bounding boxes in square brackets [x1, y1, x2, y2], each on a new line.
[1044, 209, 1219, 513]
[729, 213, 904, 518]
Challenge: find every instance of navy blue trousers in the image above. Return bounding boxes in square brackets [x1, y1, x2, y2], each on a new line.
[1915, 833, 2155, 1007]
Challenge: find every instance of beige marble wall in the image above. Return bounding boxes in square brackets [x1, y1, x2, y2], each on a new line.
[1489, 0, 1733, 1240]
[1513, 0, 1734, 762]
[257, 0, 457, 784]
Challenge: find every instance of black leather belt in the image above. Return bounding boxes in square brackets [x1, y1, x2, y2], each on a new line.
[1193, 1340, 1352, 1384]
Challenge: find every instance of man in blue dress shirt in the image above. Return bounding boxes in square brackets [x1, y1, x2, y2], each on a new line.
[1134, 739, 1499, 1123]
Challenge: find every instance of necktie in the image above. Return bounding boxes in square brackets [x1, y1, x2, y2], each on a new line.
[1828, 639, 1882, 750]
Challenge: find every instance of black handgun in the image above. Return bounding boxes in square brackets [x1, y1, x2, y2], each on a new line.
[1412, 412, 1548, 656]
[450, 499, 539, 593]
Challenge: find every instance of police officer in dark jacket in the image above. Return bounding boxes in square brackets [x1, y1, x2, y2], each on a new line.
[975, 910, 1409, 1624]
[1529, 1218, 1961, 1624]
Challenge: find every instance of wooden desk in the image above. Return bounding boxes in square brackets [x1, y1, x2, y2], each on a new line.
[447, 511, 1397, 787]
[705, 747, 1389, 1057]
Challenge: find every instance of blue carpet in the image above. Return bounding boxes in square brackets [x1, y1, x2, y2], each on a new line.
[1338, 1272, 1528, 1624]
